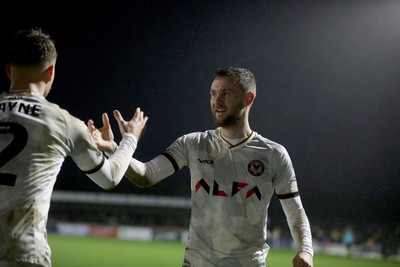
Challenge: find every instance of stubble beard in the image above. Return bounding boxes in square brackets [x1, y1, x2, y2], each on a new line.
[212, 102, 245, 128]
[214, 113, 239, 127]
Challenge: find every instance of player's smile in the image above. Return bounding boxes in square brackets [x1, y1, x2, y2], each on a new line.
[215, 107, 227, 113]
[213, 106, 229, 120]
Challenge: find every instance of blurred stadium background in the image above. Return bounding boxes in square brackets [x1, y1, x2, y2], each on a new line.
[48, 190, 400, 262]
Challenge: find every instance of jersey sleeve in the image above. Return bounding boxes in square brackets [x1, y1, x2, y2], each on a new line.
[124, 134, 192, 187]
[280, 197, 314, 256]
[66, 115, 137, 189]
[272, 145, 299, 197]
[164, 133, 194, 169]
[66, 117, 105, 170]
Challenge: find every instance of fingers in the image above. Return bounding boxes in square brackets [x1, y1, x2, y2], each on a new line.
[87, 119, 94, 128]
[141, 111, 149, 125]
[133, 107, 149, 124]
[113, 110, 124, 123]
[101, 112, 111, 128]
[112, 108, 149, 138]
[87, 119, 96, 134]
[113, 108, 146, 123]
[113, 109, 127, 135]
[88, 113, 110, 131]
[134, 107, 142, 119]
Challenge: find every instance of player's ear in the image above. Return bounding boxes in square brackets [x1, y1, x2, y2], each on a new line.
[5, 64, 11, 79]
[45, 64, 55, 82]
[245, 91, 255, 107]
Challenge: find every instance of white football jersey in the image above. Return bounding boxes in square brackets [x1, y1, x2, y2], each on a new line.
[0, 92, 105, 266]
[165, 128, 299, 267]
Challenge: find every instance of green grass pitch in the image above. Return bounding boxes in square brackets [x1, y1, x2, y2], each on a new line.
[48, 233, 399, 267]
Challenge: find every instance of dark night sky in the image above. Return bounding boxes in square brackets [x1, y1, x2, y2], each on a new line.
[1, 0, 399, 225]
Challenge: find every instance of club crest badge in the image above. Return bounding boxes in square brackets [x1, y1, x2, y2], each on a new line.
[248, 160, 264, 176]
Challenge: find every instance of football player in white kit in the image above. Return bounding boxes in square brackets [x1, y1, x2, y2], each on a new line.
[0, 28, 148, 267]
[91, 67, 313, 267]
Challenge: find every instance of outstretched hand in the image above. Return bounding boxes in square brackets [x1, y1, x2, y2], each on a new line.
[113, 107, 148, 140]
[88, 107, 148, 153]
[88, 112, 115, 153]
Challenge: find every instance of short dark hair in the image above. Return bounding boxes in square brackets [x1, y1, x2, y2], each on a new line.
[7, 28, 58, 67]
[214, 67, 256, 94]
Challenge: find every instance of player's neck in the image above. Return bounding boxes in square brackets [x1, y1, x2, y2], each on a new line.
[9, 82, 45, 96]
[220, 125, 252, 139]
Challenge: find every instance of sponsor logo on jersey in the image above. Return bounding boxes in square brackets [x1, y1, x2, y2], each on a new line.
[198, 158, 214, 164]
[96, 151, 103, 158]
[247, 160, 264, 176]
[195, 178, 261, 200]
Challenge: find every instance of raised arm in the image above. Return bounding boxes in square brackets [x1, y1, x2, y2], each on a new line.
[124, 154, 176, 187]
[80, 107, 148, 189]
[88, 108, 174, 188]
[87, 108, 148, 153]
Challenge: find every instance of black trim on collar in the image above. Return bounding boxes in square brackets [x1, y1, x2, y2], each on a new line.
[219, 131, 254, 148]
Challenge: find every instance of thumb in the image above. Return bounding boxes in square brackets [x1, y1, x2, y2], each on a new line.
[113, 110, 127, 133]
[101, 113, 111, 129]
[87, 119, 94, 128]
[113, 110, 124, 123]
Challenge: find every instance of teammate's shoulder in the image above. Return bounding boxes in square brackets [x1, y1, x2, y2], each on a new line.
[42, 99, 87, 130]
[43, 100, 74, 118]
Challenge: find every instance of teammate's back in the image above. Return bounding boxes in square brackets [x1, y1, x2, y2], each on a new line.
[0, 92, 85, 265]
[0, 28, 148, 267]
